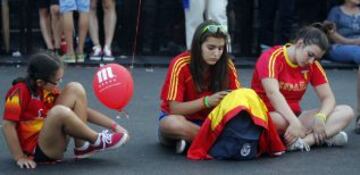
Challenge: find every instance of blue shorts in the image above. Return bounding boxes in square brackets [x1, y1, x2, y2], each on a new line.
[158, 111, 204, 126]
[59, 0, 90, 13]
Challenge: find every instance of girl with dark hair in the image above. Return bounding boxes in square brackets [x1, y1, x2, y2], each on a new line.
[2, 53, 129, 169]
[158, 20, 240, 154]
[251, 24, 354, 152]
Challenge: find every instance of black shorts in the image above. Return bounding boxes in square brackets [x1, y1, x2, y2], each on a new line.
[33, 145, 58, 163]
[38, 0, 59, 9]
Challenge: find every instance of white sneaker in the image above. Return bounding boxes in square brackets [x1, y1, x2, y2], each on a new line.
[325, 131, 348, 147]
[175, 139, 187, 154]
[89, 46, 102, 61]
[103, 46, 115, 61]
[287, 138, 310, 152]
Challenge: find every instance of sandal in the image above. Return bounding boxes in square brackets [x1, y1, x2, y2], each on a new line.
[355, 115, 360, 134]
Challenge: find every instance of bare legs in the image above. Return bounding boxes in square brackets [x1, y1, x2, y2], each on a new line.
[50, 5, 62, 50]
[159, 115, 200, 143]
[2, 0, 10, 52]
[89, 0, 116, 50]
[39, 8, 54, 50]
[270, 105, 354, 147]
[38, 82, 96, 159]
[62, 11, 89, 56]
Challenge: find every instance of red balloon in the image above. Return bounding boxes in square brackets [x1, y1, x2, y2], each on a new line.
[93, 64, 134, 111]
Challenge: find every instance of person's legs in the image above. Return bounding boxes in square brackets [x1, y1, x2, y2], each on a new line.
[39, 2, 55, 50]
[299, 105, 354, 146]
[55, 82, 88, 148]
[89, 0, 100, 49]
[327, 44, 360, 64]
[62, 12, 75, 56]
[38, 105, 99, 159]
[50, 2, 62, 51]
[102, 0, 116, 51]
[159, 115, 200, 142]
[1, 0, 10, 52]
[184, 0, 205, 50]
[39, 82, 128, 159]
[60, 0, 77, 61]
[77, 12, 89, 55]
[207, 0, 230, 51]
[76, 0, 90, 62]
[207, 0, 228, 29]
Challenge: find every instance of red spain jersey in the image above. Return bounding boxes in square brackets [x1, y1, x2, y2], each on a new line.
[3, 82, 59, 154]
[160, 51, 241, 121]
[251, 45, 328, 114]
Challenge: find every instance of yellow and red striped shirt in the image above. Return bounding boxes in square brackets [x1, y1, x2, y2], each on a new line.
[160, 51, 240, 120]
[251, 45, 328, 113]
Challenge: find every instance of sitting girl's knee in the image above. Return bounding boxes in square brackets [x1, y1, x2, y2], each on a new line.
[64, 82, 86, 95]
[336, 105, 354, 121]
[48, 105, 72, 117]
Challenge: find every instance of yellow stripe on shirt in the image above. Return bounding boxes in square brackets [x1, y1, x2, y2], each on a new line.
[268, 48, 283, 78]
[227, 59, 241, 88]
[168, 56, 191, 100]
[314, 61, 328, 82]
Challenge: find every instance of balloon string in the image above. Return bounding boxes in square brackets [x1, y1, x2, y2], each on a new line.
[116, 110, 130, 119]
[130, 0, 143, 72]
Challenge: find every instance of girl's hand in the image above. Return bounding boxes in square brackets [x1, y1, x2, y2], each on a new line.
[284, 120, 306, 145]
[312, 118, 326, 145]
[16, 157, 36, 169]
[207, 91, 230, 107]
[112, 124, 128, 134]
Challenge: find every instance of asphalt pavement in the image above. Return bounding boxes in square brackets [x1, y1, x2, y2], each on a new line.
[0, 66, 359, 175]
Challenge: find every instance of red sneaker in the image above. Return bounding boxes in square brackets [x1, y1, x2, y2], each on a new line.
[93, 130, 129, 152]
[74, 142, 95, 159]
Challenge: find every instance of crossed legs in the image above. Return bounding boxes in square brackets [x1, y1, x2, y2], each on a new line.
[270, 105, 354, 147]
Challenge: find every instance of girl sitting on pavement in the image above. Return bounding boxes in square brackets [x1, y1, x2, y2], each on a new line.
[251, 24, 354, 151]
[2, 53, 129, 169]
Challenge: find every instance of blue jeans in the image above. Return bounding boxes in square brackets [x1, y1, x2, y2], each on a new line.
[327, 44, 360, 64]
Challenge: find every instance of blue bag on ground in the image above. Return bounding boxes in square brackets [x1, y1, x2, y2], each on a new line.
[209, 112, 262, 160]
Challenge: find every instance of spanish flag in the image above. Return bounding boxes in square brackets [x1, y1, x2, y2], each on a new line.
[187, 88, 285, 160]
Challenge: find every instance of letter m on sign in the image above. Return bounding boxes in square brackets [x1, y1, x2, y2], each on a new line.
[97, 67, 114, 83]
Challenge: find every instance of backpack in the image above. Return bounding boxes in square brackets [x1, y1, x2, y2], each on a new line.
[209, 111, 262, 160]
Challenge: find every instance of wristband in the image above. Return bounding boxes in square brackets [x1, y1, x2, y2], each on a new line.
[203, 96, 211, 108]
[315, 112, 327, 123]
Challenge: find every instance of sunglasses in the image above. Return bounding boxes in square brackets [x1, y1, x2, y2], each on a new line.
[47, 78, 63, 86]
[202, 24, 228, 34]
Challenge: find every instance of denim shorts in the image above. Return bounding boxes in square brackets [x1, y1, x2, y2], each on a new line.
[158, 111, 204, 126]
[59, 0, 90, 13]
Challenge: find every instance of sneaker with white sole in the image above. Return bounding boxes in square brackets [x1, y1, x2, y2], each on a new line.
[175, 139, 187, 154]
[287, 138, 310, 152]
[93, 130, 129, 151]
[74, 141, 95, 159]
[89, 46, 102, 61]
[103, 46, 115, 61]
[74, 130, 129, 159]
[325, 131, 348, 147]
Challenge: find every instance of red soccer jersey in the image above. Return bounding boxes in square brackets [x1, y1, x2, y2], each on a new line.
[3, 82, 59, 154]
[251, 45, 328, 113]
[160, 51, 241, 121]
